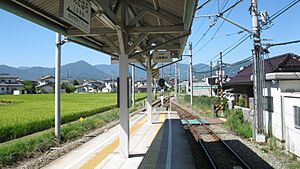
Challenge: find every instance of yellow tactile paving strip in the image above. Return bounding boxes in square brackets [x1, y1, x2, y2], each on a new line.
[80, 116, 147, 169]
[152, 113, 165, 141]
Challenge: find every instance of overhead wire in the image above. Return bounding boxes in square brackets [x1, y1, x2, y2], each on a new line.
[193, 0, 242, 56]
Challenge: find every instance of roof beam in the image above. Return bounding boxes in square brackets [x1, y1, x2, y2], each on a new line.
[152, 0, 163, 26]
[129, 26, 185, 34]
[127, 9, 147, 27]
[128, 33, 149, 54]
[67, 26, 184, 37]
[92, 0, 122, 29]
[101, 35, 120, 54]
[66, 28, 116, 37]
[124, 0, 182, 25]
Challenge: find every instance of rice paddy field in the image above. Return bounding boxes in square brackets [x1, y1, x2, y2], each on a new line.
[0, 93, 146, 143]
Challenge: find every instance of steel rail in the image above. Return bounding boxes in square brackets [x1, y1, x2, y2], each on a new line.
[172, 103, 217, 169]
[171, 101, 251, 169]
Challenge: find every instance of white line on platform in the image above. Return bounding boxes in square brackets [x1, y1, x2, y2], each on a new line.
[166, 110, 173, 169]
[64, 113, 146, 169]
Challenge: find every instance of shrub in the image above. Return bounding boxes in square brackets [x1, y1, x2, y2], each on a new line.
[225, 108, 252, 138]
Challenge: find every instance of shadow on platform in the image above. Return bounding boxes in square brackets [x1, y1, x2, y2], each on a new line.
[138, 119, 196, 169]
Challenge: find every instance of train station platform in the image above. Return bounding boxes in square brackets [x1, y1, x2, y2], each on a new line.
[43, 110, 195, 169]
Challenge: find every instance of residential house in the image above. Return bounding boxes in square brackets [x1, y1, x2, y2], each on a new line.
[75, 81, 105, 93]
[102, 79, 117, 92]
[36, 75, 55, 93]
[227, 53, 300, 157]
[0, 74, 23, 94]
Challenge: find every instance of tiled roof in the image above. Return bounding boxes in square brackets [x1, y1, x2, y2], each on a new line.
[228, 53, 300, 85]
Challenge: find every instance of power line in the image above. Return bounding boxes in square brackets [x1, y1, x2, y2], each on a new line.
[196, 0, 213, 11]
[192, 0, 234, 49]
[268, 0, 300, 23]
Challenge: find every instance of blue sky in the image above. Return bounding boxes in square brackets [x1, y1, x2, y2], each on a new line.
[0, 0, 299, 67]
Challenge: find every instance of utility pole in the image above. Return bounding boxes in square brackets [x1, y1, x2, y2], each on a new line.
[189, 42, 193, 105]
[131, 64, 135, 106]
[220, 52, 224, 117]
[251, 0, 265, 142]
[175, 63, 178, 98]
[210, 61, 215, 117]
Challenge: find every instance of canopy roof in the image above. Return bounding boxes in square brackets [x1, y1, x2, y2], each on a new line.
[0, 0, 198, 64]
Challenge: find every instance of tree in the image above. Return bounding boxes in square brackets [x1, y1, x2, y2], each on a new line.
[21, 80, 36, 94]
[61, 82, 76, 93]
[73, 80, 79, 85]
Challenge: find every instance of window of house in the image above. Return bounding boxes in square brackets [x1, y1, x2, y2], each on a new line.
[264, 96, 273, 112]
[1, 88, 4, 90]
[294, 106, 300, 129]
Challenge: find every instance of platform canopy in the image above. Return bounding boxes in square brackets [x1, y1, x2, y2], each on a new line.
[0, 0, 197, 63]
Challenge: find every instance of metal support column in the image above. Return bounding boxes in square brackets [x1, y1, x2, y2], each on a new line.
[175, 63, 178, 98]
[55, 33, 61, 141]
[119, 53, 129, 158]
[131, 64, 135, 106]
[189, 42, 193, 105]
[251, 0, 265, 141]
[146, 58, 152, 124]
[118, 1, 130, 157]
[178, 64, 181, 94]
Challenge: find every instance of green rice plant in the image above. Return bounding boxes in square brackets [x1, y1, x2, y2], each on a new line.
[0, 97, 145, 166]
[0, 93, 146, 143]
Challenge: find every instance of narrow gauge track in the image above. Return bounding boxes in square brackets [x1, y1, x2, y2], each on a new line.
[171, 101, 251, 169]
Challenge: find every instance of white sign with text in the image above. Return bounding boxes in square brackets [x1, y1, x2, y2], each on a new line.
[60, 0, 91, 33]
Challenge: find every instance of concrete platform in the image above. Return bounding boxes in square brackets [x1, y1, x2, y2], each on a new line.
[43, 111, 195, 169]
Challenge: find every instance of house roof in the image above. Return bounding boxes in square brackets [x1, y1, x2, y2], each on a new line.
[0, 74, 18, 79]
[228, 53, 300, 85]
[0, 83, 23, 87]
[40, 75, 54, 80]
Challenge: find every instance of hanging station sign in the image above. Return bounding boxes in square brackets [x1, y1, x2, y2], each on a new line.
[60, 0, 91, 33]
[153, 51, 172, 62]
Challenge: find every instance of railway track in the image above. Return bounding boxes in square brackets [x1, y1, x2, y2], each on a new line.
[171, 101, 251, 169]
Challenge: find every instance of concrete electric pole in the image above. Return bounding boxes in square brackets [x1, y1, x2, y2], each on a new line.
[210, 61, 215, 117]
[219, 52, 224, 117]
[189, 42, 193, 105]
[251, 0, 265, 142]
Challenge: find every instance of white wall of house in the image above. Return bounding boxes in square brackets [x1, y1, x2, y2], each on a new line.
[0, 86, 19, 94]
[0, 87, 8, 94]
[0, 78, 16, 83]
[279, 80, 300, 92]
[278, 93, 300, 157]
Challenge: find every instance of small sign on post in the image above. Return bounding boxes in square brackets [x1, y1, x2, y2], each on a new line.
[60, 0, 91, 33]
[153, 51, 172, 62]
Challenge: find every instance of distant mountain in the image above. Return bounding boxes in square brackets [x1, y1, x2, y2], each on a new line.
[0, 61, 110, 80]
[193, 59, 252, 80]
[61, 61, 110, 80]
[95, 64, 147, 80]
[0, 61, 212, 81]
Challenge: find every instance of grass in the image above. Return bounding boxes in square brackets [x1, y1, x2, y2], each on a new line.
[224, 108, 252, 138]
[0, 97, 147, 166]
[0, 93, 146, 143]
[178, 95, 215, 117]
